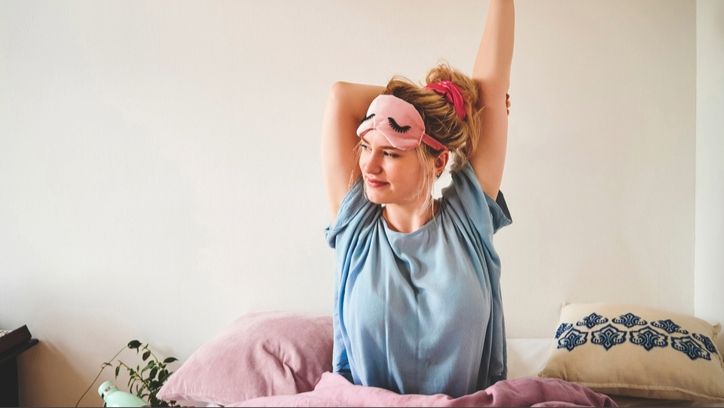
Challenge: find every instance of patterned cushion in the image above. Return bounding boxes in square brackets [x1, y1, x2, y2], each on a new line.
[538, 303, 724, 402]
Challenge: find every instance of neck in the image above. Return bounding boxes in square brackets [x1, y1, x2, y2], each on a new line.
[382, 198, 437, 233]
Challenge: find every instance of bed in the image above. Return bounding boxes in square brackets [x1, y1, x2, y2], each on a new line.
[157, 304, 724, 407]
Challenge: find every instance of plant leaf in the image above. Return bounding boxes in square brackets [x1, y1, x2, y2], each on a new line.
[115, 366, 120, 377]
[142, 350, 151, 361]
[163, 357, 178, 364]
[128, 340, 142, 349]
[149, 367, 158, 380]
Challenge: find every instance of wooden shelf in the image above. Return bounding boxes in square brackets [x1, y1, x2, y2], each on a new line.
[0, 339, 39, 407]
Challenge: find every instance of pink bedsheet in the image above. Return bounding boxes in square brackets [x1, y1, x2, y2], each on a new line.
[235, 372, 618, 407]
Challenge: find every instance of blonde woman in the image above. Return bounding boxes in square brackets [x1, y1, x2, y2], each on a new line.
[321, 0, 514, 397]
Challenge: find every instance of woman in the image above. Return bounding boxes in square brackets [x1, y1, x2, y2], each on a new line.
[321, 0, 514, 397]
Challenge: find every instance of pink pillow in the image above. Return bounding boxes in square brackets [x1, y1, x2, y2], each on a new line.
[157, 312, 333, 406]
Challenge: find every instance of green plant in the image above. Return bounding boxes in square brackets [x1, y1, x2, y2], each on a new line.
[75, 339, 179, 407]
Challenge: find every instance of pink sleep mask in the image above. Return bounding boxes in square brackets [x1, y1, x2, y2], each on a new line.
[356, 95, 447, 153]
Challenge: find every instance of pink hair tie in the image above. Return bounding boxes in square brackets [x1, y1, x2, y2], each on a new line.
[425, 80, 467, 120]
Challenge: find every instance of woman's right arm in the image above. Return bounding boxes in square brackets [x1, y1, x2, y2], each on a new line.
[321, 81, 384, 220]
[469, 0, 514, 200]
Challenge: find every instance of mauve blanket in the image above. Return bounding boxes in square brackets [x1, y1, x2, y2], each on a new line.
[235, 372, 618, 407]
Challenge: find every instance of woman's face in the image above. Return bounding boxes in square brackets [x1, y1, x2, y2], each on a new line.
[358, 130, 432, 207]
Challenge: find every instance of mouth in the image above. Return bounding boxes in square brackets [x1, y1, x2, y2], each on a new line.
[366, 179, 389, 188]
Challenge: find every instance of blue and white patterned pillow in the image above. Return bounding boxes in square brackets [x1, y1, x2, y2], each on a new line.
[539, 303, 724, 402]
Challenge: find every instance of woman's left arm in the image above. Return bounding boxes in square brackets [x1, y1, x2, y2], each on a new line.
[470, 0, 515, 199]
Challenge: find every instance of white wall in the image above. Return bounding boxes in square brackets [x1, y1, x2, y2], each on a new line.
[695, 0, 724, 350]
[503, 0, 696, 333]
[0, 1, 699, 406]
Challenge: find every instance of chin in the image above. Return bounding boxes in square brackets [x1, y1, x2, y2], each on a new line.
[363, 188, 388, 204]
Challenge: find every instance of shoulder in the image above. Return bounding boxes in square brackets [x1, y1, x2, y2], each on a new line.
[325, 178, 379, 248]
[442, 162, 512, 236]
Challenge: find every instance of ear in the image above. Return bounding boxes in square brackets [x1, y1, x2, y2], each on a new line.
[434, 151, 449, 171]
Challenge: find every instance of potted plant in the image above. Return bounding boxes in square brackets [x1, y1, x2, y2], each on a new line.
[76, 340, 179, 407]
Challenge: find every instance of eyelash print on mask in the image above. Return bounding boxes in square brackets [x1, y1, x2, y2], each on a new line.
[360, 113, 375, 124]
[387, 117, 411, 133]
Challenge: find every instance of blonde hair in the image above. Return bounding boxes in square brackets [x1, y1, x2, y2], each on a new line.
[385, 62, 481, 173]
[351, 62, 482, 217]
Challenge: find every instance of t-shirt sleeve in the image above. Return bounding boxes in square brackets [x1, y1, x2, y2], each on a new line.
[324, 176, 373, 249]
[443, 162, 512, 238]
[332, 284, 351, 377]
[326, 177, 370, 378]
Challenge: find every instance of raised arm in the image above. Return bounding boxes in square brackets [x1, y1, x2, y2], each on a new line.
[321, 82, 384, 220]
[470, 0, 515, 199]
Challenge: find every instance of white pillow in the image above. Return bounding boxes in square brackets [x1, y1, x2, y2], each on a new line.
[506, 338, 550, 379]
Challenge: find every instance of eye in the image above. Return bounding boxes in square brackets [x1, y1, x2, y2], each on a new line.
[384, 151, 399, 158]
[387, 117, 411, 133]
[359, 143, 369, 151]
[360, 113, 375, 125]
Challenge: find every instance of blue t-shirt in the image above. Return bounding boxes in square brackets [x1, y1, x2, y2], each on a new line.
[324, 162, 512, 397]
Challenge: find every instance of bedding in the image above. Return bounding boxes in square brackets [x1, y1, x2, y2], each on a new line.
[233, 371, 618, 407]
[158, 311, 723, 407]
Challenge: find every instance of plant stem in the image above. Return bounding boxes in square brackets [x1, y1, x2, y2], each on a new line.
[118, 360, 153, 395]
[74, 345, 127, 408]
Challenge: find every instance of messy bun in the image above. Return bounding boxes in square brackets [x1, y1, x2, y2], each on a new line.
[383, 62, 481, 173]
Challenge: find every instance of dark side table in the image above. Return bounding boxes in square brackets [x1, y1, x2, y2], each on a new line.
[0, 339, 39, 407]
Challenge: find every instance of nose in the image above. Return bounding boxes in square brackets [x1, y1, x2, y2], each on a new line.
[361, 150, 382, 175]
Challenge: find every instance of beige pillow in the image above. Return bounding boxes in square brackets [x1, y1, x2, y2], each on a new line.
[538, 303, 724, 402]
